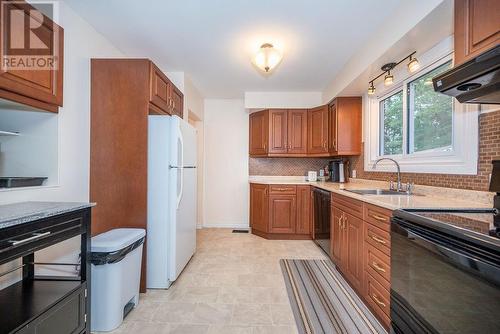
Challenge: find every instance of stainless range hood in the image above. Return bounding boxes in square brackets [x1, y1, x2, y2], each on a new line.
[433, 45, 500, 104]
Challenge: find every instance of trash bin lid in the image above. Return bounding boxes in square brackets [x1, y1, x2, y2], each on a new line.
[91, 228, 146, 253]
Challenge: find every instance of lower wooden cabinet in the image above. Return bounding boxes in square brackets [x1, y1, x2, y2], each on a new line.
[331, 194, 392, 330]
[249, 183, 269, 233]
[250, 183, 311, 239]
[331, 194, 364, 293]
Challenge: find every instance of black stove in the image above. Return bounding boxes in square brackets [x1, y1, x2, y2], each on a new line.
[390, 160, 500, 334]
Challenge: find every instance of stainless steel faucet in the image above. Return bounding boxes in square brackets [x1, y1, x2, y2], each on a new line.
[373, 158, 402, 192]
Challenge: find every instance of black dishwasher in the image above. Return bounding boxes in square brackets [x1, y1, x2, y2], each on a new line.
[313, 188, 331, 255]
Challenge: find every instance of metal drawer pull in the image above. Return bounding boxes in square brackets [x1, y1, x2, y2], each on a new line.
[9, 232, 51, 246]
[371, 214, 388, 222]
[372, 262, 386, 273]
[370, 235, 387, 245]
[372, 294, 386, 307]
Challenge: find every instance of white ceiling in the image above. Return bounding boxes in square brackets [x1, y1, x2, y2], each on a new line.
[64, 0, 404, 98]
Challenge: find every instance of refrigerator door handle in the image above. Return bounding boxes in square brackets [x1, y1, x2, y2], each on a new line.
[176, 128, 185, 210]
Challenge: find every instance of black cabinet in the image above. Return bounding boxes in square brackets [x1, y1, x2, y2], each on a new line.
[0, 208, 91, 334]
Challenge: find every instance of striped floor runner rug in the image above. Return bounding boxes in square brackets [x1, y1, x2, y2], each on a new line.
[280, 259, 387, 334]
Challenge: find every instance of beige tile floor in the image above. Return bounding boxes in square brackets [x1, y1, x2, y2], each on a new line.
[103, 228, 327, 334]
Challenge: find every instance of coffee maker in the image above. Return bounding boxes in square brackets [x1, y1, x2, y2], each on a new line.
[328, 159, 345, 183]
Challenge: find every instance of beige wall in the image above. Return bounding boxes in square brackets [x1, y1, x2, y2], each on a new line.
[203, 99, 249, 228]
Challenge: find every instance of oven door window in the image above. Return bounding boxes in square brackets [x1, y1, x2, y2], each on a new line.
[391, 222, 500, 334]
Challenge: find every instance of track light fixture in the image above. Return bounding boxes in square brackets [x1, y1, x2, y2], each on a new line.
[367, 51, 419, 95]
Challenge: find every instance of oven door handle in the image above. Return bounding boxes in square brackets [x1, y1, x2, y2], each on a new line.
[403, 227, 500, 286]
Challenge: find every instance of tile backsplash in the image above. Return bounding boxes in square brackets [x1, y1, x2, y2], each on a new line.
[249, 158, 331, 176]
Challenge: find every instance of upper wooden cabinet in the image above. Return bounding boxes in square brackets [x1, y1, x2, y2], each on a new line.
[148, 62, 184, 118]
[287, 109, 308, 155]
[268, 109, 288, 154]
[249, 108, 308, 157]
[0, 1, 64, 112]
[307, 105, 329, 156]
[329, 97, 362, 156]
[249, 110, 269, 156]
[454, 0, 500, 65]
[249, 99, 361, 158]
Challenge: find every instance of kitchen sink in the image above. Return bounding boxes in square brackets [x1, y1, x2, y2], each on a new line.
[344, 189, 409, 195]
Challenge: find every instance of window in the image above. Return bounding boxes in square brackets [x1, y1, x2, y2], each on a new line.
[379, 90, 403, 155]
[378, 61, 453, 157]
[408, 61, 453, 154]
[365, 37, 479, 175]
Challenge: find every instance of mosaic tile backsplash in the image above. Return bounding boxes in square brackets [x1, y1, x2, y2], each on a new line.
[249, 158, 331, 176]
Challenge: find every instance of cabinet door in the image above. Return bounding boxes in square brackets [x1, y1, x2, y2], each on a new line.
[287, 109, 308, 154]
[170, 85, 184, 118]
[269, 109, 288, 154]
[250, 184, 269, 232]
[149, 63, 171, 113]
[249, 111, 269, 156]
[269, 194, 296, 234]
[342, 212, 363, 292]
[336, 97, 362, 155]
[307, 105, 329, 155]
[296, 185, 311, 235]
[0, 3, 63, 108]
[454, 0, 500, 65]
[331, 207, 343, 265]
[328, 102, 338, 154]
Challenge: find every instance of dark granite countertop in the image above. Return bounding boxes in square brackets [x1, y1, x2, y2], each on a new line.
[0, 201, 95, 229]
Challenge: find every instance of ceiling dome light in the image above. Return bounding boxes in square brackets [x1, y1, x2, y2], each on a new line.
[368, 82, 375, 95]
[407, 55, 420, 73]
[384, 72, 394, 86]
[253, 43, 282, 73]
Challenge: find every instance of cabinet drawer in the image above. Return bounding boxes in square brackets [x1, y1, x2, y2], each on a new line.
[365, 272, 390, 328]
[364, 223, 390, 256]
[364, 204, 391, 232]
[331, 193, 363, 219]
[269, 185, 296, 195]
[365, 243, 390, 288]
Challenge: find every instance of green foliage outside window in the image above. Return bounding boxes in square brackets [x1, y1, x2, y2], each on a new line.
[380, 91, 403, 155]
[408, 61, 453, 153]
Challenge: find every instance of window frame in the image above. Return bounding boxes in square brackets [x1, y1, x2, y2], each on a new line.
[364, 37, 479, 175]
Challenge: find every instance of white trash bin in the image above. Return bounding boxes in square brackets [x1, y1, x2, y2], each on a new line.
[90, 228, 146, 332]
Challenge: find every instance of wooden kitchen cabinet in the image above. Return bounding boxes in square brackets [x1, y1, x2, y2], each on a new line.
[454, 0, 500, 65]
[331, 206, 343, 265]
[269, 194, 297, 234]
[250, 183, 312, 239]
[249, 110, 269, 156]
[287, 109, 308, 154]
[248, 99, 361, 158]
[149, 62, 184, 117]
[249, 183, 269, 233]
[0, 1, 64, 112]
[249, 109, 307, 157]
[343, 212, 363, 292]
[269, 109, 288, 154]
[307, 105, 329, 155]
[170, 85, 184, 118]
[296, 185, 312, 235]
[329, 97, 362, 156]
[331, 194, 364, 293]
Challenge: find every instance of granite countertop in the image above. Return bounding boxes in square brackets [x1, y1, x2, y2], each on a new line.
[0, 201, 95, 229]
[249, 176, 494, 211]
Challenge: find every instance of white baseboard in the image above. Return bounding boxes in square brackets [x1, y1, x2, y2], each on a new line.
[202, 221, 249, 229]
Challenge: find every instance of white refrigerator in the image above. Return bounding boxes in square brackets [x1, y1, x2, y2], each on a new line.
[147, 115, 197, 288]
